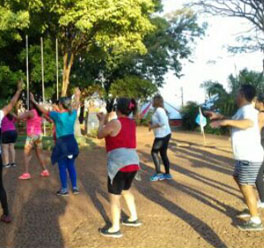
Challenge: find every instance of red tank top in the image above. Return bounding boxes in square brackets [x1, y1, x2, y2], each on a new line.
[105, 117, 139, 172]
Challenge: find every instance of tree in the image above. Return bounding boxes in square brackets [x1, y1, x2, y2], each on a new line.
[188, 0, 264, 55]
[110, 76, 158, 100]
[201, 68, 264, 117]
[26, 0, 156, 96]
[0, 3, 30, 104]
[70, 8, 206, 101]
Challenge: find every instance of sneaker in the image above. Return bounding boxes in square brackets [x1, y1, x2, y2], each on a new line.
[3, 164, 10, 168]
[163, 173, 173, 180]
[10, 163, 16, 167]
[72, 188, 80, 195]
[150, 173, 164, 182]
[257, 200, 264, 209]
[56, 190, 69, 196]
[236, 209, 250, 219]
[18, 173, 31, 180]
[0, 214, 11, 224]
[121, 218, 142, 227]
[99, 227, 123, 238]
[237, 220, 264, 231]
[40, 169, 50, 177]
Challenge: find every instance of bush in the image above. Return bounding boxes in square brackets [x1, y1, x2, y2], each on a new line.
[181, 101, 199, 131]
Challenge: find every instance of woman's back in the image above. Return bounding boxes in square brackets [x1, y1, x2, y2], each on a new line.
[105, 117, 136, 152]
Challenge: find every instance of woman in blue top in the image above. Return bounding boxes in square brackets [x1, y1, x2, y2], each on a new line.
[30, 89, 81, 196]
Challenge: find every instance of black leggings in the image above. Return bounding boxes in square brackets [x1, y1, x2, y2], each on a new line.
[256, 162, 264, 203]
[0, 155, 9, 216]
[151, 134, 171, 174]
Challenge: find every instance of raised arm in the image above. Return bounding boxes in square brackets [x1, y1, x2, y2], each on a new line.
[72, 87, 81, 110]
[29, 93, 49, 115]
[2, 81, 23, 116]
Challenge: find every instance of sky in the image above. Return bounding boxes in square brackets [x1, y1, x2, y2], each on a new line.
[160, 0, 263, 107]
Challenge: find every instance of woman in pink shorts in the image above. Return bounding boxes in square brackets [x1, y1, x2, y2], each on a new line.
[17, 101, 49, 180]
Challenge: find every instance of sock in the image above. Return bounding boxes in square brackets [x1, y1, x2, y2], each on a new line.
[250, 216, 261, 224]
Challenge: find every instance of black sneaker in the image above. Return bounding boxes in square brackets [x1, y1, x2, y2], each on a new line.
[72, 188, 80, 195]
[237, 220, 264, 231]
[10, 163, 16, 167]
[121, 218, 142, 227]
[3, 164, 10, 168]
[56, 190, 69, 196]
[99, 227, 123, 238]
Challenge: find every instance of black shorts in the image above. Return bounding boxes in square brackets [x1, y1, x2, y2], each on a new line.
[1, 130, 17, 144]
[108, 171, 137, 195]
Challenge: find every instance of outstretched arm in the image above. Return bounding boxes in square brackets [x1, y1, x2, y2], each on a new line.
[2, 81, 23, 116]
[72, 87, 81, 110]
[30, 93, 49, 115]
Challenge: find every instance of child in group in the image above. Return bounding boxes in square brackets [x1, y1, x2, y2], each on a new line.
[1, 114, 18, 168]
[30, 89, 81, 195]
[0, 81, 23, 223]
[97, 98, 141, 238]
[17, 100, 49, 180]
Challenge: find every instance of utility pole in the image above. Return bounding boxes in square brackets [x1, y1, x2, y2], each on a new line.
[181, 86, 184, 107]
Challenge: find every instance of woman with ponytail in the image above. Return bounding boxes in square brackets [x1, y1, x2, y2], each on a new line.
[149, 94, 172, 181]
[97, 98, 141, 238]
[30, 88, 81, 196]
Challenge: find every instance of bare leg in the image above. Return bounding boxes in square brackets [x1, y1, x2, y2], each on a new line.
[109, 193, 121, 232]
[35, 148, 46, 170]
[2, 144, 9, 166]
[122, 190, 138, 221]
[9, 144, 15, 164]
[240, 185, 259, 217]
[24, 145, 33, 173]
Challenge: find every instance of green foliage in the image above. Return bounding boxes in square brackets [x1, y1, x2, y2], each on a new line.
[110, 76, 158, 100]
[181, 101, 199, 131]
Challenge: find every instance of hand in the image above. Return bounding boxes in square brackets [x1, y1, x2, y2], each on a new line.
[210, 120, 225, 129]
[74, 87, 81, 98]
[148, 123, 152, 131]
[97, 112, 106, 122]
[17, 80, 23, 91]
[204, 111, 223, 120]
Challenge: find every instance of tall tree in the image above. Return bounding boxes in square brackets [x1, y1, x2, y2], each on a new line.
[26, 0, 156, 96]
[188, 0, 264, 55]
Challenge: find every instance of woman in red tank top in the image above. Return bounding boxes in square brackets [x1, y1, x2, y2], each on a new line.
[97, 98, 141, 238]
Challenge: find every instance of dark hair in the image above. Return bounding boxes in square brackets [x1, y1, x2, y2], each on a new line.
[153, 94, 164, 108]
[6, 113, 14, 121]
[258, 93, 264, 103]
[59, 97, 72, 113]
[116, 98, 137, 116]
[29, 100, 42, 117]
[239, 84, 256, 102]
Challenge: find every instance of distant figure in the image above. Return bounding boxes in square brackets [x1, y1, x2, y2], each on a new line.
[97, 98, 141, 238]
[209, 85, 264, 231]
[1, 114, 17, 168]
[30, 89, 81, 196]
[149, 95, 172, 181]
[17, 101, 49, 180]
[0, 81, 23, 223]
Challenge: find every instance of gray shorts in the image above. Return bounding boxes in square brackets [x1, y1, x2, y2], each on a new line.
[233, 160, 262, 185]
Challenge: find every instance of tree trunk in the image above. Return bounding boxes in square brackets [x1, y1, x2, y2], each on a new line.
[61, 52, 74, 97]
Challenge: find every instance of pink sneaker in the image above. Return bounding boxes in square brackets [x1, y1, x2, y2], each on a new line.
[18, 173, 31, 180]
[0, 214, 11, 223]
[40, 170, 50, 177]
